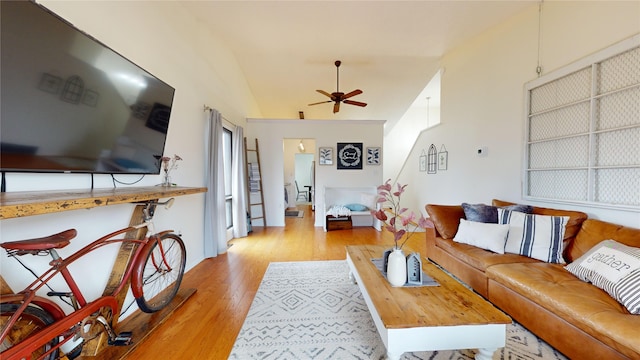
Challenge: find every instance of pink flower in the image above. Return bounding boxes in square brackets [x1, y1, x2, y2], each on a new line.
[370, 179, 428, 250]
[161, 154, 183, 174]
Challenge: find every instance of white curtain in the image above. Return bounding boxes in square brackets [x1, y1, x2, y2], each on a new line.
[231, 126, 248, 237]
[203, 109, 227, 258]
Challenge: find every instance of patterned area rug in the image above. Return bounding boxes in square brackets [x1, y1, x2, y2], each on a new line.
[229, 260, 568, 360]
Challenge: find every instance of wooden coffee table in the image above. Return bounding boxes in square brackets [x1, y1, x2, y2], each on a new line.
[345, 245, 511, 360]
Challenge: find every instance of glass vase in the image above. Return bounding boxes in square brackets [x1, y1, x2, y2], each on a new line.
[162, 173, 172, 187]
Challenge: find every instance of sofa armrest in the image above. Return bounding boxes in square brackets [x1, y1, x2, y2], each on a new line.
[425, 204, 465, 239]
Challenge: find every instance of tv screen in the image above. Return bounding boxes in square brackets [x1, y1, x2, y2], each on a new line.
[1, 1, 175, 175]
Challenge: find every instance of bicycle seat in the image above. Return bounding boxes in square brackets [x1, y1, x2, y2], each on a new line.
[0, 229, 77, 251]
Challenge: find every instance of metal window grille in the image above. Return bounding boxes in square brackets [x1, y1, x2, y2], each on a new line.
[524, 37, 640, 210]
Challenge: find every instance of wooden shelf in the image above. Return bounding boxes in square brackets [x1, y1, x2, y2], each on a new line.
[0, 186, 207, 219]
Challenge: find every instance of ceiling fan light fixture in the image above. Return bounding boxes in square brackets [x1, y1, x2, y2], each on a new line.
[308, 60, 367, 113]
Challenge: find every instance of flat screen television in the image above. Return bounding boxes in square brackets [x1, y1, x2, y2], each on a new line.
[1, 1, 175, 175]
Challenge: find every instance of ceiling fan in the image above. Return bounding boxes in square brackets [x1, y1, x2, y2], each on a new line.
[308, 60, 367, 113]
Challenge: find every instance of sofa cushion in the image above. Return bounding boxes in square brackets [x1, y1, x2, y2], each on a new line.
[498, 209, 569, 263]
[435, 237, 539, 272]
[487, 263, 640, 356]
[462, 203, 534, 224]
[461, 203, 498, 223]
[566, 218, 640, 263]
[344, 203, 368, 211]
[425, 204, 464, 239]
[453, 219, 509, 254]
[492, 199, 587, 242]
[565, 240, 640, 314]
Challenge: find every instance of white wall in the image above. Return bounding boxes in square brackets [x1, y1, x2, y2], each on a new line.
[383, 70, 442, 184]
[394, 1, 640, 227]
[1, 1, 257, 315]
[245, 119, 385, 227]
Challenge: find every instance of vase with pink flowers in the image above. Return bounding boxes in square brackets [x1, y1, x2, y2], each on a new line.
[371, 179, 429, 286]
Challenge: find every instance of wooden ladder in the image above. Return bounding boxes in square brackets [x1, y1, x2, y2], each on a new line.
[244, 137, 266, 226]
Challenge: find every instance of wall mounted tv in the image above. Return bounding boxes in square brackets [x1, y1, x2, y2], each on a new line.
[0, 1, 176, 175]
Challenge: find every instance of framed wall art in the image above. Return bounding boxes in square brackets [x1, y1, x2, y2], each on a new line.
[319, 147, 333, 165]
[60, 75, 84, 104]
[427, 144, 437, 174]
[38, 73, 62, 94]
[438, 145, 448, 171]
[131, 101, 151, 119]
[419, 150, 427, 172]
[366, 147, 381, 165]
[337, 142, 363, 170]
[82, 89, 99, 107]
[146, 102, 171, 134]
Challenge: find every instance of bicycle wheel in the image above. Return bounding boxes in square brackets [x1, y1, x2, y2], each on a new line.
[135, 233, 186, 313]
[0, 303, 59, 360]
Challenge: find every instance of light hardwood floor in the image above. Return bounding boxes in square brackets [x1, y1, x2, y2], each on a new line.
[125, 205, 402, 359]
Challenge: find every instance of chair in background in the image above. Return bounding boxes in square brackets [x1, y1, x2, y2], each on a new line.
[295, 181, 309, 201]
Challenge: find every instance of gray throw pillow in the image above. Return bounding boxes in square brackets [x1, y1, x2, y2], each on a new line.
[462, 203, 534, 224]
[461, 203, 498, 223]
[503, 204, 534, 214]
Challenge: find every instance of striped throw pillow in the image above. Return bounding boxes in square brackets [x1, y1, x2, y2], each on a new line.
[498, 209, 568, 263]
[565, 240, 640, 314]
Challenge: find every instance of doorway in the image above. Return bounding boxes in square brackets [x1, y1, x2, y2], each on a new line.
[283, 138, 315, 223]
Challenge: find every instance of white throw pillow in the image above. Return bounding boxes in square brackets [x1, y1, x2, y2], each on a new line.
[565, 240, 640, 314]
[498, 209, 568, 263]
[453, 219, 509, 254]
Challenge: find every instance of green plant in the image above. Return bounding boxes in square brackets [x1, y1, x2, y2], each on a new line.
[371, 179, 429, 250]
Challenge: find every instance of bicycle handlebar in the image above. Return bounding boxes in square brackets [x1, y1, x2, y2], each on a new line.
[163, 198, 175, 209]
[132, 198, 175, 228]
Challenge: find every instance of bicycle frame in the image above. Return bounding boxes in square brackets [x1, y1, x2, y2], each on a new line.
[1, 222, 172, 360]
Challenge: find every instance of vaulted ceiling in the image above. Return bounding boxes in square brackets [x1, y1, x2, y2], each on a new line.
[180, 1, 536, 131]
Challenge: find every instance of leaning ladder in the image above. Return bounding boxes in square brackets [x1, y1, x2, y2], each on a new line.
[244, 137, 266, 226]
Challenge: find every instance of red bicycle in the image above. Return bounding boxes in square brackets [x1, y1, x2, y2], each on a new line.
[0, 198, 186, 360]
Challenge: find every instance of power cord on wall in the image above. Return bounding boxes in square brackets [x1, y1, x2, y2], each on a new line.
[110, 174, 145, 187]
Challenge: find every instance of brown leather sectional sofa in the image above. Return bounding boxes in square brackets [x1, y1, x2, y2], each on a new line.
[425, 199, 640, 360]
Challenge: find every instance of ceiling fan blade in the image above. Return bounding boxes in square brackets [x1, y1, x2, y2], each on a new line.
[344, 100, 367, 107]
[333, 102, 340, 113]
[342, 89, 362, 100]
[308, 100, 332, 106]
[316, 89, 333, 98]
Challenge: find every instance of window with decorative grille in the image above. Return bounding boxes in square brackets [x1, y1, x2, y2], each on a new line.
[524, 35, 639, 210]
